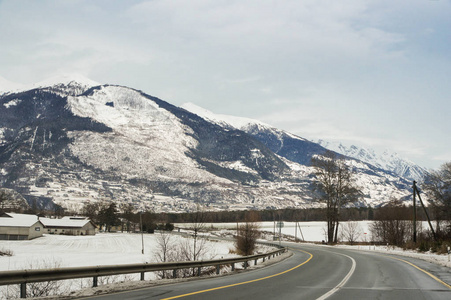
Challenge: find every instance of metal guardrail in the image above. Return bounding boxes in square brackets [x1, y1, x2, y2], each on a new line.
[0, 245, 287, 298]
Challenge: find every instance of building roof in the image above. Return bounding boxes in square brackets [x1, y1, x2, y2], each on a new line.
[39, 217, 96, 229]
[0, 213, 95, 229]
[0, 213, 43, 227]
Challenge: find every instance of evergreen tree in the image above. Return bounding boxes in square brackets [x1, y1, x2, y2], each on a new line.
[98, 203, 121, 232]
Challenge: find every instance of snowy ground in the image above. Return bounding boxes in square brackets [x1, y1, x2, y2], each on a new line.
[0, 233, 237, 272]
[177, 221, 373, 242]
[330, 243, 451, 269]
[1, 221, 447, 272]
[0, 232, 242, 299]
[179, 221, 451, 269]
[1, 221, 449, 299]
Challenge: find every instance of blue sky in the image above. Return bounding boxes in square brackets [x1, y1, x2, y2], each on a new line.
[0, 0, 450, 169]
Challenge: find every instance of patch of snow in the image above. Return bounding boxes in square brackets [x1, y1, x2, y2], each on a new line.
[181, 102, 273, 130]
[2, 98, 21, 108]
[218, 160, 258, 174]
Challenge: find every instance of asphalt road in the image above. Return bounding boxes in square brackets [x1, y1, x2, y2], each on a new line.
[81, 243, 451, 300]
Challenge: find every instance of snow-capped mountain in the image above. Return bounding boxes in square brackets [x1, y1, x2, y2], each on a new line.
[182, 103, 328, 166]
[0, 77, 415, 212]
[182, 103, 414, 205]
[316, 140, 428, 182]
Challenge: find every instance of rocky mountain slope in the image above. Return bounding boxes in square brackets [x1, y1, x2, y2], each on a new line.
[0, 77, 416, 212]
[183, 103, 415, 206]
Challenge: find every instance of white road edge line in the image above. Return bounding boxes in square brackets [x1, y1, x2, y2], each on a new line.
[316, 253, 356, 300]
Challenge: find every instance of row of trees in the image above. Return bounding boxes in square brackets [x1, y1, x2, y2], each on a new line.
[310, 152, 451, 248]
[369, 162, 451, 250]
[81, 202, 173, 233]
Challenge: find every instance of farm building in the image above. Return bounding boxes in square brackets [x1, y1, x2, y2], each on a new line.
[40, 216, 97, 236]
[0, 213, 44, 240]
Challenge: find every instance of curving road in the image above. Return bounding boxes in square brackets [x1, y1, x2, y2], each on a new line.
[81, 243, 451, 300]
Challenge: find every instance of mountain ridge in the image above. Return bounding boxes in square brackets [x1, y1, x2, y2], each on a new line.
[315, 139, 428, 182]
[0, 76, 418, 212]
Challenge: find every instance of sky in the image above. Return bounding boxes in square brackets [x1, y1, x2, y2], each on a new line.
[0, 0, 450, 169]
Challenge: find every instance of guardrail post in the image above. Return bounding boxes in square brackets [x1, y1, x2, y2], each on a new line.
[173, 269, 177, 278]
[216, 265, 220, 275]
[254, 259, 258, 266]
[20, 283, 26, 298]
[197, 267, 201, 276]
[140, 272, 145, 281]
[93, 276, 98, 287]
[231, 263, 235, 271]
[244, 261, 248, 269]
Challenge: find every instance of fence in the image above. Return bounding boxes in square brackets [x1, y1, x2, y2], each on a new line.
[0, 244, 287, 298]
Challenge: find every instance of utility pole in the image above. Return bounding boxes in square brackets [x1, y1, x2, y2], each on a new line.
[295, 221, 297, 242]
[273, 214, 276, 241]
[413, 181, 417, 243]
[413, 181, 437, 242]
[140, 212, 144, 254]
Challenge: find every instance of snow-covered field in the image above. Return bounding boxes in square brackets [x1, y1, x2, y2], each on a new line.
[0, 233, 236, 272]
[1, 221, 449, 299]
[0, 231, 275, 298]
[2, 221, 445, 273]
[178, 221, 373, 242]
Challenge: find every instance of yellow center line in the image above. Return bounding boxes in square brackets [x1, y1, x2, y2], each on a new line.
[160, 250, 313, 300]
[385, 255, 451, 290]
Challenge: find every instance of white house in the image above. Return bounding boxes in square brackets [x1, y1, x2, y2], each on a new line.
[0, 213, 44, 240]
[40, 216, 97, 236]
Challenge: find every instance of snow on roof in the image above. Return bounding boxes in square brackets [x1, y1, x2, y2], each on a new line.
[39, 217, 94, 228]
[0, 213, 42, 227]
[0, 213, 95, 228]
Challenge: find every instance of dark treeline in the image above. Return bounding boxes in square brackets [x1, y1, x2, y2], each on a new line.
[153, 206, 418, 224]
[158, 206, 435, 224]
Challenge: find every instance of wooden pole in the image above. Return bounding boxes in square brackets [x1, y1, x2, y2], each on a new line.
[295, 221, 297, 242]
[413, 181, 417, 243]
[415, 184, 437, 242]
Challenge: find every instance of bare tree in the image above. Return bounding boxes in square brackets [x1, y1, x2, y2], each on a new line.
[423, 162, 451, 237]
[311, 151, 361, 243]
[235, 211, 261, 255]
[340, 221, 362, 245]
[370, 198, 414, 247]
[190, 204, 206, 262]
[154, 232, 175, 278]
[5, 258, 67, 298]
